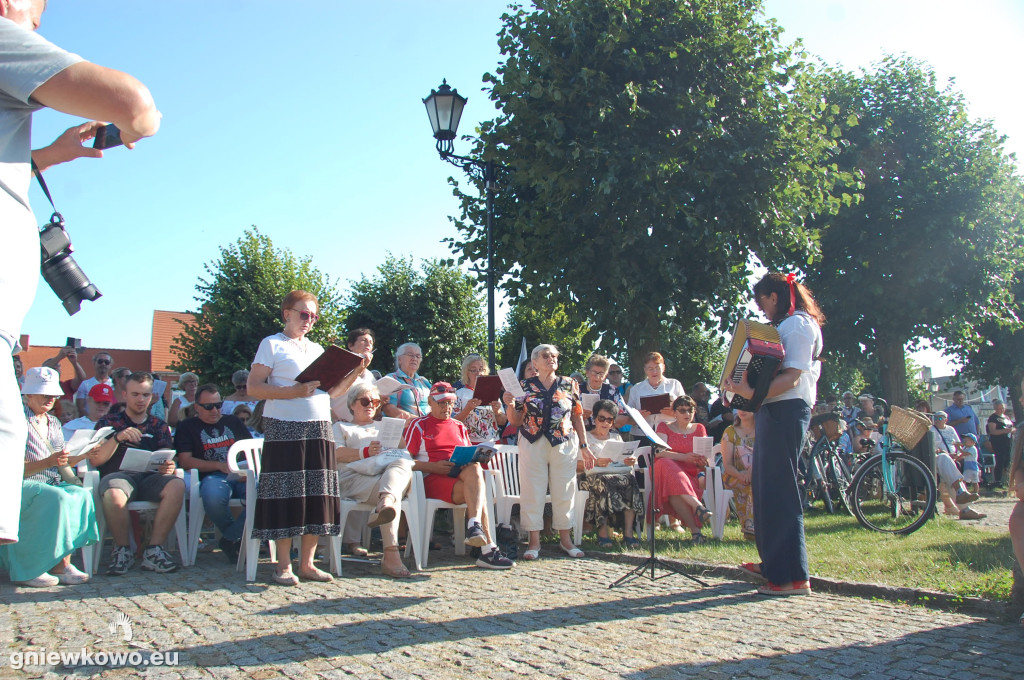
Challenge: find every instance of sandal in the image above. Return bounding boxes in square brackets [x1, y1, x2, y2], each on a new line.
[344, 543, 369, 558]
[296, 567, 334, 582]
[559, 543, 585, 558]
[738, 562, 765, 579]
[272, 569, 299, 586]
[367, 495, 398, 529]
[380, 546, 411, 578]
[597, 537, 615, 548]
[624, 537, 642, 549]
[694, 504, 713, 524]
[522, 548, 540, 561]
[757, 580, 811, 596]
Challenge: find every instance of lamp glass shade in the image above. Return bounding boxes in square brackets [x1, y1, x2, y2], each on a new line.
[423, 80, 467, 142]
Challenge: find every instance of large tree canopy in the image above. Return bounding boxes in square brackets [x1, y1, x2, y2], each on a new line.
[805, 56, 1023, 405]
[344, 255, 487, 382]
[172, 228, 345, 388]
[446, 0, 853, 376]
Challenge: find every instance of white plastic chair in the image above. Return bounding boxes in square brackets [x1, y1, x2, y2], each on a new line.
[328, 475, 425, 574]
[88, 466, 189, 572]
[490, 444, 587, 542]
[415, 470, 498, 568]
[226, 438, 266, 581]
[702, 465, 733, 540]
[186, 467, 247, 565]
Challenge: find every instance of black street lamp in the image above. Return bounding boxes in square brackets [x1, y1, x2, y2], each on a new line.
[423, 79, 497, 369]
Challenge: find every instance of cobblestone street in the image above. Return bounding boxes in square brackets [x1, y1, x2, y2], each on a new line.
[2, 545, 1022, 679]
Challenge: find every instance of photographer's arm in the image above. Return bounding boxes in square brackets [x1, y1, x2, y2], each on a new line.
[30, 61, 160, 148]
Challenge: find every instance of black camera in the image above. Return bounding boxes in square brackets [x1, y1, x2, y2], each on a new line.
[39, 213, 101, 315]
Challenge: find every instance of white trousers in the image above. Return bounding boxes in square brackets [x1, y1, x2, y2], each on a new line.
[0, 333, 24, 544]
[518, 435, 577, 532]
[339, 458, 414, 546]
[936, 453, 964, 489]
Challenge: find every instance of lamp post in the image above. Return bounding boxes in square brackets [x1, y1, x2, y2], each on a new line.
[422, 80, 497, 370]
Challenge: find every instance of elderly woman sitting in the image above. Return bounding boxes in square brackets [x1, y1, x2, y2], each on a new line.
[168, 371, 200, 427]
[577, 399, 643, 548]
[454, 354, 507, 443]
[333, 384, 414, 578]
[0, 368, 99, 587]
[383, 342, 431, 420]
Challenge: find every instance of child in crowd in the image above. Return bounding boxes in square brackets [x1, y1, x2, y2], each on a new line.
[957, 433, 981, 494]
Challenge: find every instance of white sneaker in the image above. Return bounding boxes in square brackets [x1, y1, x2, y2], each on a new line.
[56, 564, 90, 585]
[18, 572, 59, 587]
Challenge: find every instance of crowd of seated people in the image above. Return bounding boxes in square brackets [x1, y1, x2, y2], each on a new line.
[10, 323, 1023, 603]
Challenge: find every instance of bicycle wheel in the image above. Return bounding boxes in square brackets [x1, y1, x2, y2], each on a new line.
[848, 451, 936, 534]
[808, 438, 836, 514]
[824, 450, 855, 517]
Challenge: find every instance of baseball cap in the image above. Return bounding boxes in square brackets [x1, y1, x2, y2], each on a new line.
[962, 433, 978, 442]
[89, 383, 116, 403]
[859, 393, 874, 401]
[933, 410, 948, 420]
[429, 381, 457, 402]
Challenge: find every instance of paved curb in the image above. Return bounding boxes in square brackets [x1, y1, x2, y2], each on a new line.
[587, 550, 1018, 622]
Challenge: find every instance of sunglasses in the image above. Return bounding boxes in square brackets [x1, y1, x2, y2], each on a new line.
[357, 397, 381, 407]
[608, 369, 622, 375]
[195, 401, 224, 411]
[595, 414, 615, 424]
[95, 359, 112, 365]
[675, 408, 693, 415]
[290, 308, 319, 323]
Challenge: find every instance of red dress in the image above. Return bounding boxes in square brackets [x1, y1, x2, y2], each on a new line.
[653, 422, 707, 521]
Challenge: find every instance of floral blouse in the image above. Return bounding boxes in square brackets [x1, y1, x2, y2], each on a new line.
[455, 387, 501, 443]
[518, 376, 583, 445]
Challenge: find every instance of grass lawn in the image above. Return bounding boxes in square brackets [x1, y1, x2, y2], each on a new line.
[580, 509, 1016, 602]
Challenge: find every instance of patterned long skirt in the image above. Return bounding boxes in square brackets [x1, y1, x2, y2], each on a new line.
[252, 418, 341, 540]
[577, 472, 645, 532]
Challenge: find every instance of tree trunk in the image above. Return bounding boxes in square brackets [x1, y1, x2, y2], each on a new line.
[625, 331, 662, 383]
[877, 336, 908, 407]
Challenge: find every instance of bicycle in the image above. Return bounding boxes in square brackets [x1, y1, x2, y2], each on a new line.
[801, 434, 855, 515]
[847, 405, 936, 535]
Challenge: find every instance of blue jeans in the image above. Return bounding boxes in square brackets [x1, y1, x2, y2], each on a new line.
[200, 473, 246, 542]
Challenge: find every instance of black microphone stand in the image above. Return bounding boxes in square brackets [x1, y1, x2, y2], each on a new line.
[609, 445, 709, 588]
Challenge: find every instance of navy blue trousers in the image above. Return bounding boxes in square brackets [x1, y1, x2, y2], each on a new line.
[753, 398, 810, 584]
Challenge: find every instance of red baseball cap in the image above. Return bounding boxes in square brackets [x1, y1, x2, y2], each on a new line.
[429, 381, 457, 402]
[89, 383, 115, 403]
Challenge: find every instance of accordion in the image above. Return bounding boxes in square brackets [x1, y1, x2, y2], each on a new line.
[719, 319, 785, 412]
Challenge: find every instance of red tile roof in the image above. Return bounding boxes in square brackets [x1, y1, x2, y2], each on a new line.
[151, 310, 197, 373]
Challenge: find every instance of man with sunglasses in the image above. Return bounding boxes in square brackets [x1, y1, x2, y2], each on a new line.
[174, 384, 252, 563]
[74, 352, 114, 414]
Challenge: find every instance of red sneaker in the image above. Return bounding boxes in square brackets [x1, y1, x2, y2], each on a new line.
[757, 580, 812, 596]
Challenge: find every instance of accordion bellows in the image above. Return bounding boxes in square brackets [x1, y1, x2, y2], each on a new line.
[719, 319, 785, 412]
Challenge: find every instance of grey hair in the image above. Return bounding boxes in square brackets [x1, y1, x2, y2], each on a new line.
[394, 343, 422, 370]
[531, 344, 558, 363]
[232, 369, 250, 386]
[346, 382, 381, 409]
[992, 398, 1003, 406]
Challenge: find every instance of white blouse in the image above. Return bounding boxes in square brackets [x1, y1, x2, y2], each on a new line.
[252, 332, 331, 422]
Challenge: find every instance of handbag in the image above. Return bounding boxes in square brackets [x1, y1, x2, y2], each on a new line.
[344, 448, 413, 476]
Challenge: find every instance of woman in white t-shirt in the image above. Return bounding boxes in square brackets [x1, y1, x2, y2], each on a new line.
[723, 273, 825, 596]
[333, 384, 413, 578]
[247, 290, 368, 586]
[626, 351, 686, 429]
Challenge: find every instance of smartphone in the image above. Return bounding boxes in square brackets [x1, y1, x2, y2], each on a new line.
[93, 124, 123, 150]
[65, 337, 83, 350]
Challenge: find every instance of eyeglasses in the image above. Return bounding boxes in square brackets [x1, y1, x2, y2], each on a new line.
[595, 414, 615, 424]
[608, 369, 622, 375]
[675, 408, 693, 415]
[95, 359, 111, 365]
[290, 308, 319, 323]
[540, 352, 559, 359]
[402, 353, 423, 360]
[357, 397, 381, 407]
[195, 401, 224, 411]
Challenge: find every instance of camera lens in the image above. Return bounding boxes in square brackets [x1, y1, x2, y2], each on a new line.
[40, 251, 102, 315]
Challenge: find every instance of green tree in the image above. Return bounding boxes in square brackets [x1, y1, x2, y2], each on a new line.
[344, 255, 486, 382]
[446, 0, 853, 377]
[654, 321, 726, 392]
[497, 293, 597, 373]
[172, 228, 345, 388]
[806, 56, 1022, 406]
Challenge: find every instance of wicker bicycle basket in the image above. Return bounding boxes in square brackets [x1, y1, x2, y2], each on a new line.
[886, 405, 931, 449]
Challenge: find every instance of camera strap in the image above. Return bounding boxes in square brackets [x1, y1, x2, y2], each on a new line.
[30, 159, 63, 223]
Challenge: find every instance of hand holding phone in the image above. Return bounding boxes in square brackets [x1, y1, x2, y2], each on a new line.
[93, 124, 123, 150]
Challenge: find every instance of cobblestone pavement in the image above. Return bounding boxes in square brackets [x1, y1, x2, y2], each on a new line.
[2, 545, 1022, 680]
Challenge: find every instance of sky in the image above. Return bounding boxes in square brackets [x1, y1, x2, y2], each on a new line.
[20, 1, 1024, 377]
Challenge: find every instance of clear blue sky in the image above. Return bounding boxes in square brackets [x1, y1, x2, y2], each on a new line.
[22, 1, 1023, 375]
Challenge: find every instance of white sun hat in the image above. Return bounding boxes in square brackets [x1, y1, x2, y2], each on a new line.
[21, 366, 65, 397]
